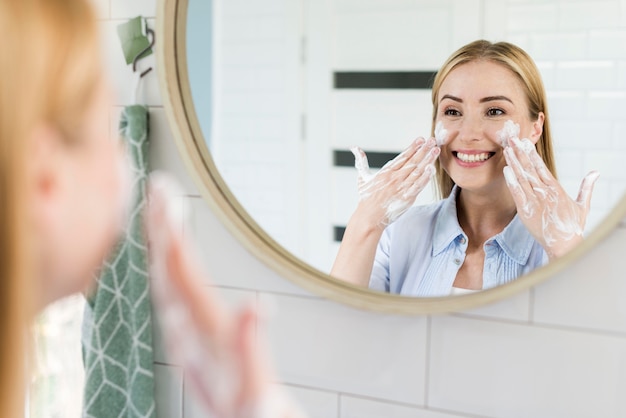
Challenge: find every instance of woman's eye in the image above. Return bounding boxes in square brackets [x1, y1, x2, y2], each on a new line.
[444, 108, 461, 116]
[487, 108, 505, 116]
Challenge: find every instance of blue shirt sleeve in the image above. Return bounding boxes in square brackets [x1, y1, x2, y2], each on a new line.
[369, 227, 391, 292]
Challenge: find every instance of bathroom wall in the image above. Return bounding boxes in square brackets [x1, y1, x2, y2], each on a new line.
[205, 0, 626, 273]
[95, 0, 626, 417]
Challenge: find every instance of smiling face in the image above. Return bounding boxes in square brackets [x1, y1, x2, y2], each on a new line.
[436, 60, 544, 196]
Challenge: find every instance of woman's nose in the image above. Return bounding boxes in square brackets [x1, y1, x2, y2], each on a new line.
[457, 115, 482, 143]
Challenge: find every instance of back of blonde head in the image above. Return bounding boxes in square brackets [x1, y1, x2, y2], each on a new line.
[0, 0, 100, 416]
[430, 40, 556, 198]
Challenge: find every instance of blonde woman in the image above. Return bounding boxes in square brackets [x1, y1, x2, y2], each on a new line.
[332, 40, 598, 296]
[0, 1, 300, 417]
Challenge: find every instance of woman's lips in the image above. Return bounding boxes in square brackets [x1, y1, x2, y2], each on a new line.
[452, 150, 496, 166]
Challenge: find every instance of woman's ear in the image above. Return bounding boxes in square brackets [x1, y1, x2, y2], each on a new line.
[530, 112, 545, 144]
[28, 125, 66, 229]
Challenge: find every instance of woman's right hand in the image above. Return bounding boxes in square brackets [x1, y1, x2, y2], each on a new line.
[146, 174, 305, 418]
[351, 137, 440, 228]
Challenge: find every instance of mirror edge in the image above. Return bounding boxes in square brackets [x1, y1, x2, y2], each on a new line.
[156, 0, 626, 315]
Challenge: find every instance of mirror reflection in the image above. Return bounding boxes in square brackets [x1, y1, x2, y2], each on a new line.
[187, 0, 626, 296]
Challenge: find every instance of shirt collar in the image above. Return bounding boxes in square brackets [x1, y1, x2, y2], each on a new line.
[432, 185, 536, 264]
[432, 186, 465, 256]
[492, 213, 536, 264]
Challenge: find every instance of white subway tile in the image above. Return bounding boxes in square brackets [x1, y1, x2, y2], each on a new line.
[221, 0, 285, 16]
[584, 149, 626, 179]
[334, 8, 451, 70]
[332, 91, 432, 151]
[334, 0, 423, 14]
[219, 42, 288, 68]
[588, 29, 626, 60]
[610, 181, 626, 205]
[147, 107, 200, 196]
[186, 196, 313, 296]
[331, 169, 360, 224]
[429, 315, 626, 417]
[455, 289, 531, 323]
[508, 3, 558, 33]
[588, 91, 626, 121]
[220, 68, 286, 92]
[546, 91, 586, 119]
[528, 33, 588, 61]
[620, 62, 626, 88]
[586, 207, 612, 232]
[553, 149, 584, 179]
[451, 1, 482, 49]
[504, 33, 531, 52]
[219, 90, 286, 116]
[534, 227, 626, 334]
[482, 0, 509, 40]
[555, 61, 617, 90]
[559, 1, 621, 31]
[154, 364, 183, 418]
[343, 395, 471, 418]
[111, 0, 156, 19]
[551, 120, 613, 150]
[612, 121, 626, 150]
[262, 294, 429, 405]
[219, 116, 285, 141]
[279, 384, 338, 418]
[221, 16, 285, 41]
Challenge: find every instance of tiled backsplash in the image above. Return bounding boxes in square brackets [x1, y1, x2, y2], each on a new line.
[95, 0, 626, 417]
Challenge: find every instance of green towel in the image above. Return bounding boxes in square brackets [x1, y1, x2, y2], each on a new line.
[82, 105, 155, 418]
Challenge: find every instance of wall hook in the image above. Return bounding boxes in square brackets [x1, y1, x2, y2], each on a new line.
[132, 27, 155, 78]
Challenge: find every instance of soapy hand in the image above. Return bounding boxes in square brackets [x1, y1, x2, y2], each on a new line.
[503, 138, 599, 259]
[146, 173, 305, 418]
[351, 137, 440, 227]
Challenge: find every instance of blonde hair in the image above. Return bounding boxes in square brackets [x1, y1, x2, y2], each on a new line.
[0, 0, 101, 416]
[430, 39, 556, 198]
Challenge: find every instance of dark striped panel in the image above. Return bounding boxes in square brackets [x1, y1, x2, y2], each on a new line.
[334, 71, 437, 89]
[334, 226, 346, 242]
[333, 150, 399, 169]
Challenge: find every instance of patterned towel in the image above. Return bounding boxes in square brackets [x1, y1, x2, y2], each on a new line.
[81, 105, 155, 418]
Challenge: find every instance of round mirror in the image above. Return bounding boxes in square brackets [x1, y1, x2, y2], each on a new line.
[157, 0, 626, 313]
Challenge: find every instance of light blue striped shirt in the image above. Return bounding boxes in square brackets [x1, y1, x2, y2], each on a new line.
[369, 186, 549, 296]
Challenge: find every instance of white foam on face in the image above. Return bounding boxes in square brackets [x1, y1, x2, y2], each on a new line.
[512, 137, 535, 154]
[434, 121, 449, 146]
[497, 120, 520, 147]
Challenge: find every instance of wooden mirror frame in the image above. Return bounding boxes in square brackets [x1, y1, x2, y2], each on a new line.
[156, 0, 626, 314]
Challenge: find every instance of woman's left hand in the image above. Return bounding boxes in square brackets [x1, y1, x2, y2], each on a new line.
[503, 137, 599, 259]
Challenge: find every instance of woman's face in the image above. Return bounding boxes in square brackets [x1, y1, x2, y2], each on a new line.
[436, 60, 544, 195]
[32, 78, 130, 308]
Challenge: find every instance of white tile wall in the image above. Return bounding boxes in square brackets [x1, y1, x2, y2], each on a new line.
[429, 315, 626, 418]
[261, 293, 429, 405]
[332, 91, 432, 151]
[533, 227, 626, 334]
[340, 395, 472, 418]
[154, 364, 183, 418]
[95, 0, 626, 417]
[279, 384, 339, 418]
